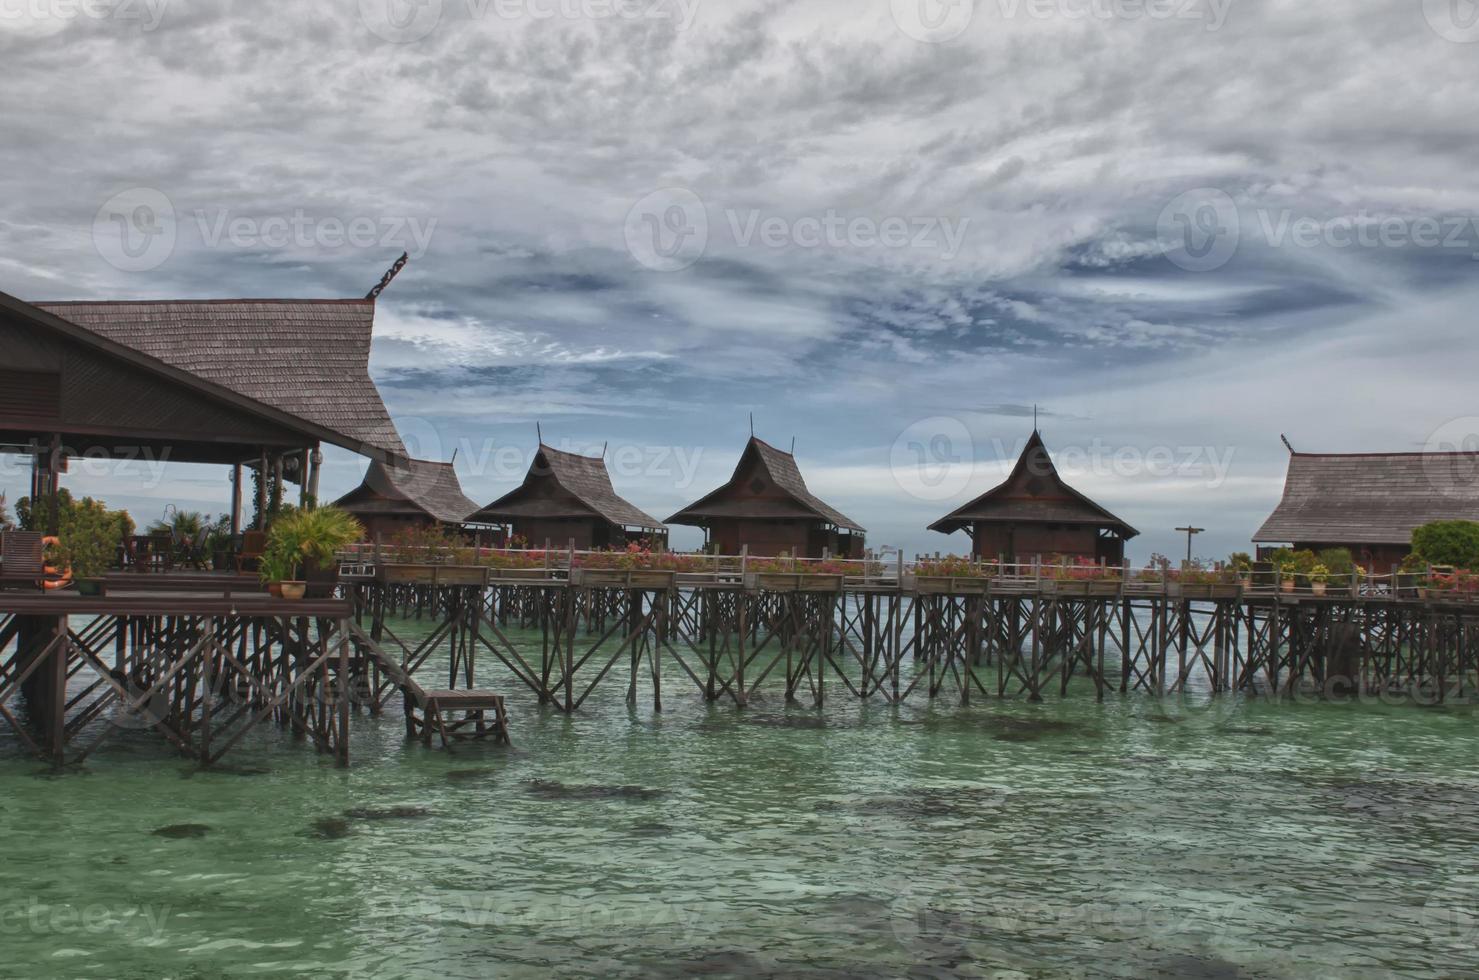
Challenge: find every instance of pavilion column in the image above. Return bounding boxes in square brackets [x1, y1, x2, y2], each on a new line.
[230, 463, 243, 536]
[256, 449, 268, 530]
[307, 448, 323, 508]
[45, 435, 61, 535]
[298, 449, 310, 509]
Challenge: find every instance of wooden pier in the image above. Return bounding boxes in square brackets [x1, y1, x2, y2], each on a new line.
[356, 563, 1479, 714]
[4, 559, 1476, 768]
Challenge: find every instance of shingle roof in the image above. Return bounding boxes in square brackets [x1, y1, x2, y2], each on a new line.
[335, 458, 478, 524]
[1254, 451, 1479, 545]
[476, 445, 666, 530]
[668, 437, 865, 531]
[33, 299, 405, 460]
[930, 430, 1137, 537]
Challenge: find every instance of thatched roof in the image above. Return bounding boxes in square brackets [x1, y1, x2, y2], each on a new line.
[334, 458, 478, 525]
[473, 445, 665, 531]
[930, 431, 1137, 537]
[31, 298, 405, 461]
[667, 437, 864, 532]
[1254, 450, 1479, 545]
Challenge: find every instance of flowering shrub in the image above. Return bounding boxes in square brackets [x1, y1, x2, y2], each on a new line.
[915, 555, 997, 578]
[1426, 569, 1479, 595]
[479, 549, 550, 570]
[384, 524, 462, 563]
[573, 543, 708, 572]
[740, 553, 857, 576]
[1043, 556, 1122, 583]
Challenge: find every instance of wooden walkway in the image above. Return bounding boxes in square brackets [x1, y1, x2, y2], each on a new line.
[360, 566, 1479, 711]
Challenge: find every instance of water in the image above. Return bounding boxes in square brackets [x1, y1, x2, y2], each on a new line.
[2, 618, 1478, 979]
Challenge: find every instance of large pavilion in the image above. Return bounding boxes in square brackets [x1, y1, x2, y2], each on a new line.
[0, 290, 405, 533]
[1254, 448, 1479, 571]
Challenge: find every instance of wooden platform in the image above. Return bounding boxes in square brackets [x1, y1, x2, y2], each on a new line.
[407, 689, 511, 748]
[0, 591, 349, 618]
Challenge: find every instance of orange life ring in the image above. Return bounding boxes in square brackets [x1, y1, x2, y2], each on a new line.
[41, 535, 72, 590]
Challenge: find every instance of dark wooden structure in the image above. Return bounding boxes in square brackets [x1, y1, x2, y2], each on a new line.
[0, 289, 517, 768]
[334, 457, 478, 540]
[469, 444, 667, 550]
[1254, 448, 1479, 571]
[929, 430, 1137, 563]
[667, 437, 865, 558]
[0, 292, 407, 532]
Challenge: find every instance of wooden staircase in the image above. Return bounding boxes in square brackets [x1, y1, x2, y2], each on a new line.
[346, 621, 510, 749]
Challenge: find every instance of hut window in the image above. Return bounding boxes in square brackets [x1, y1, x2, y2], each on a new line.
[748, 477, 767, 494]
[0, 369, 62, 423]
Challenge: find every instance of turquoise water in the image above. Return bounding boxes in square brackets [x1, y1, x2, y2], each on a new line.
[2, 619, 1478, 978]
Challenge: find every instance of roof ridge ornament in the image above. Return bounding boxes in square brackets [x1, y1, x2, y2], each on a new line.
[366, 252, 409, 301]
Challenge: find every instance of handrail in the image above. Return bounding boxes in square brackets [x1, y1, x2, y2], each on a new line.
[336, 544, 1465, 599]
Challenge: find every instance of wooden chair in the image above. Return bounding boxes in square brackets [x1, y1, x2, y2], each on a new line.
[0, 531, 45, 591]
[148, 532, 175, 572]
[236, 531, 267, 573]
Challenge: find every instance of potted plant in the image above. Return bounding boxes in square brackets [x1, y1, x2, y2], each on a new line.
[1228, 552, 1253, 588]
[55, 500, 122, 596]
[1309, 563, 1330, 597]
[259, 550, 292, 598]
[261, 506, 364, 600]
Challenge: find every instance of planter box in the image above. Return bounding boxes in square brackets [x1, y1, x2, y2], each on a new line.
[744, 572, 845, 593]
[485, 567, 554, 582]
[377, 563, 440, 585]
[908, 574, 991, 596]
[435, 566, 491, 588]
[1177, 583, 1240, 599]
[571, 568, 677, 590]
[1040, 580, 1122, 597]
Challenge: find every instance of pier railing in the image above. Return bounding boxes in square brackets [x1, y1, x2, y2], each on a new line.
[335, 544, 1462, 601]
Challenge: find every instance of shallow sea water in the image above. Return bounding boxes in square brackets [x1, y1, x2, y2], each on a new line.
[2, 617, 1478, 979]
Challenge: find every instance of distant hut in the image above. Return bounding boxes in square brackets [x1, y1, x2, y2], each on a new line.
[469, 445, 667, 550]
[333, 458, 478, 541]
[667, 437, 865, 558]
[1254, 448, 1479, 571]
[929, 430, 1137, 563]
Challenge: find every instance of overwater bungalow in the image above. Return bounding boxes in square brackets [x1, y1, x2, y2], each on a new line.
[333, 457, 479, 541]
[1254, 447, 1479, 571]
[666, 437, 865, 558]
[468, 444, 667, 550]
[929, 430, 1137, 564]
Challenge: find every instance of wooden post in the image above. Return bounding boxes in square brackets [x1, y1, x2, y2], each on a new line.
[230, 464, 243, 537]
[199, 617, 215, 764]
[298, 449, 310, 508]
[49, 616, 67, 767]
[338, 624, 351, 766]
[256, 449, 268, 529]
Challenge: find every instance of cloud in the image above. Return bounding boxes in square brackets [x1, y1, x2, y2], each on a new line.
[1, 0, 1475, 558]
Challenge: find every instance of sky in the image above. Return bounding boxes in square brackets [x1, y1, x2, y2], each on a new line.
[2, 0, 1477, 560]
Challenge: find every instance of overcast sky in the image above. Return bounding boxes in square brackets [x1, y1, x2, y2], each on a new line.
[2, 0, 1477, 559]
